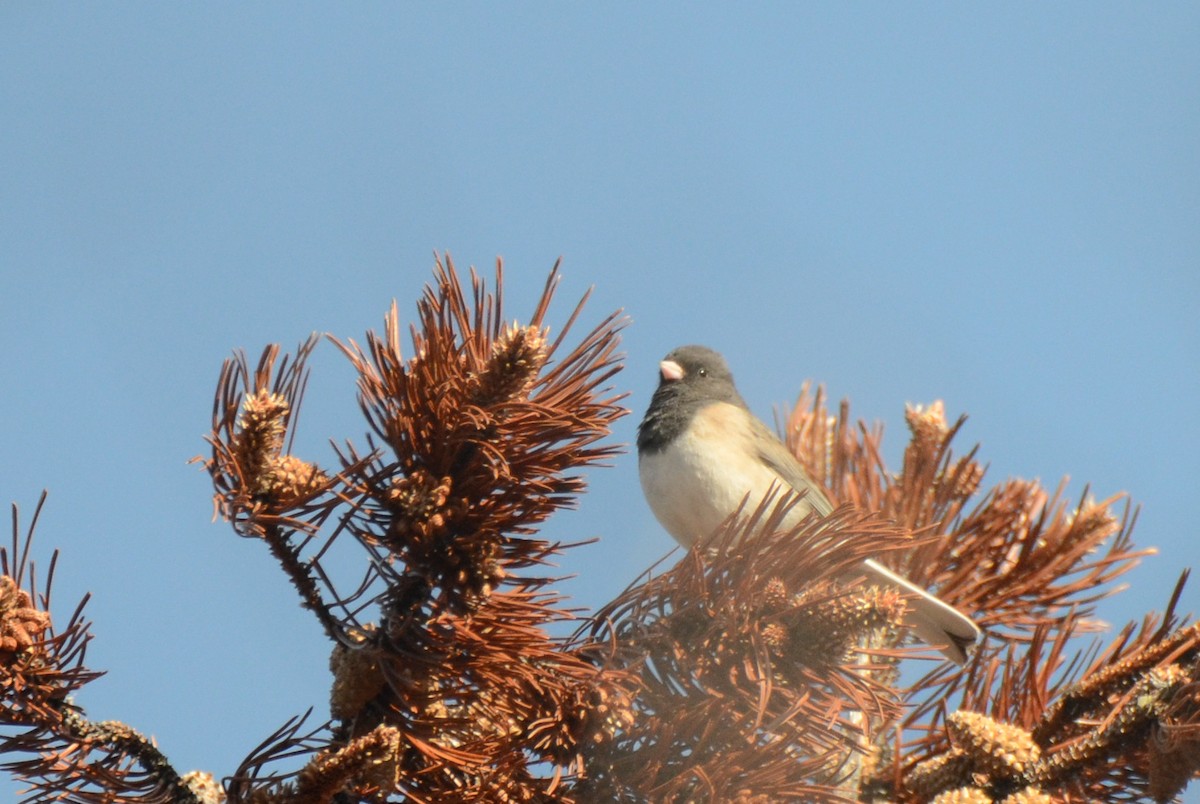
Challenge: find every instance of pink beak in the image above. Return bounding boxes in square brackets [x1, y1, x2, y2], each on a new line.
[659, 359, 684, 382]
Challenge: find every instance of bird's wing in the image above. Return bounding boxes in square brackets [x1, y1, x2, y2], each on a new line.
[745, 407, 981, 664]
[747, 415, 835, 517]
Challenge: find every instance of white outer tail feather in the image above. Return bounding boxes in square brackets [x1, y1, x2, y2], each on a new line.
[858, 558, 981, 665]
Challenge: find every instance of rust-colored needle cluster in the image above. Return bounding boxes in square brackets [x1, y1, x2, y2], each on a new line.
[202, 258, 639, 802]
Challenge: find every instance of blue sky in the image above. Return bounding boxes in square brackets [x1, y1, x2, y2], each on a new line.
[2, 4, 1198, 799]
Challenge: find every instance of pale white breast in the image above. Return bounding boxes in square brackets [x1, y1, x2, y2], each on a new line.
[639, 403, 791, 548]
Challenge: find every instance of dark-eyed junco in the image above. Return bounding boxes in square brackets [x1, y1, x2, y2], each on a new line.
[637, 344, 981, 665]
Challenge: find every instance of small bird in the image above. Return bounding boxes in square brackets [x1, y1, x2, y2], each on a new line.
[637, 344, 981, 664]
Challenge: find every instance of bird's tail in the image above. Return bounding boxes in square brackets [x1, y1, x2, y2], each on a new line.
[859, 558, 981, 665]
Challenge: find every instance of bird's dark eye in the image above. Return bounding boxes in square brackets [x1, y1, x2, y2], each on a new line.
[697, 368, 708, 377]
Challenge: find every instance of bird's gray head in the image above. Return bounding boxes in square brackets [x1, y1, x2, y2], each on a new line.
[637, 344, 744, 453]
[657, 344, 736, 391]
